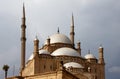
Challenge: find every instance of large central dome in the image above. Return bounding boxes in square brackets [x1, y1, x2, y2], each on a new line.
[51, 47, 80, 57]
[44, 33, 72, 45]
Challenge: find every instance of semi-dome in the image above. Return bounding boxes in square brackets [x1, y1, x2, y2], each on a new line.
[39, 50, 50, 55]
[84, 53, 96, 59]
[64, 62, 84, 68]
[28, 50, 50, 60]
[44, 33, 72, 45]
[51, 47, 80, 57]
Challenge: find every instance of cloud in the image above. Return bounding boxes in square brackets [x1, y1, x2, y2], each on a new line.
[108, 66, 120, 73]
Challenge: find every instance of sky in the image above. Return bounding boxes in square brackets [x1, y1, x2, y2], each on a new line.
[0, 0, 120, 79]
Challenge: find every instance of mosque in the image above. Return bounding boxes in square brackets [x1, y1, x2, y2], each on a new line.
[7, 4, 105, 79]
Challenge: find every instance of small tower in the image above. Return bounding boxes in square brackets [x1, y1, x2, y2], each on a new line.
[33, 37, 40, 74]
[47, 37, 50, 46]
[70, 14, 75, 47]
[33, 36, 39, 56]
[77, 42, 81, 55]
[98, 45, 104, 64]
[20, 3, 26, 75]
[98, 45, 105, 79]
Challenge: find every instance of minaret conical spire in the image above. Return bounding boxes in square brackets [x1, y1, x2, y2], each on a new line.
[71, 13, 74, 26]
[22, 3, 26, 25]
[70, 13, 75, 47]
[20, 3, 26, 75]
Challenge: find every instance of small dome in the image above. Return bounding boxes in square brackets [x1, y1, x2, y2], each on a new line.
[44, 33, 71, 45]
[51, 47, 80, 57]
[84, 54, 96, 59]
[39, 50, 50, 54]
[64, 62, 84, 68]
[99, 46, 103, 48]
[28, 50, 50, 60]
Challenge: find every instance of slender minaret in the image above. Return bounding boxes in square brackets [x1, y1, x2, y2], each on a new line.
[20, 3, 26, 75]
[70, 14, 75, 47]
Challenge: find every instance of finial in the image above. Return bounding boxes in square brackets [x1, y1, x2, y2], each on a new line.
[88, 50, 90, 54]
[57, 27, 60, 34]
[77, 41, 80, 46]
[34, 35, 38, 41]
[78, 41, 80, 44]
[36, 35, 38, 39]
[47, 36, 50, 39]
[71, 13, 74, 26]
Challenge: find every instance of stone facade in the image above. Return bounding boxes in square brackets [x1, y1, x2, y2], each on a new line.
[7, 4, 105, 79]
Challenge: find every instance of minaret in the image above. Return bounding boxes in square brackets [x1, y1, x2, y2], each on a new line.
[98, 45, 105, 79]
[70, 14, 75, 47]
[98, 45, 104, 64]
[33, 36, 40, 74]
[20, 3, 26, 75]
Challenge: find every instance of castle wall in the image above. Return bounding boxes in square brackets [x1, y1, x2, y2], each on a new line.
[24, 70, 78, 79]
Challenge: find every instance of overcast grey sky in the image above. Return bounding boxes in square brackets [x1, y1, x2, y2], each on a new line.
[0, 0, 120, 79]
